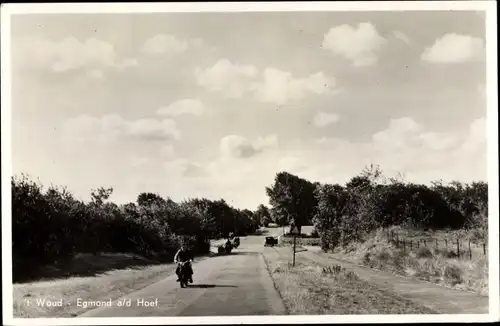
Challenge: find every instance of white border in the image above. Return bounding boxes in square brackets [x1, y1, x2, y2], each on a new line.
[1, 1, 498, 325]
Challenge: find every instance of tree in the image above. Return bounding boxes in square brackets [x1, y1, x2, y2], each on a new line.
[255, 204, 271, 227]
[90, 187, 113, 206]
[137, 192, 166, 207]
[265, 172, 318, 234]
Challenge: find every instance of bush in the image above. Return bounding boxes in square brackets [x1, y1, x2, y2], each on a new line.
[444, 264, 463, 285]
[311, 166, 488, 251]
[11, 174, 260, 281]
[416, 247, 433, 259]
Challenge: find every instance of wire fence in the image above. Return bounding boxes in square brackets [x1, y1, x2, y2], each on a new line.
[385, 230, 487, 260]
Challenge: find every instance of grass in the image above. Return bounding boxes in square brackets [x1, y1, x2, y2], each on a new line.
[262, 248, 436, 314]
[13, 252, 211, 318]
[332, 228, 488, 296]
[388, 224, 488, 246]
[279, 236, 321, 247]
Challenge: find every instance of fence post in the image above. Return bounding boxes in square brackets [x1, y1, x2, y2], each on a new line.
[445, 239, 448, 250]
[483, 243, 486, 256]
[424, 239, 427, 247]
[469, 239, 472, 260]
[417, 240, 420, 249]
[457, 239, 460, 259]
[410, 240, 412, 251]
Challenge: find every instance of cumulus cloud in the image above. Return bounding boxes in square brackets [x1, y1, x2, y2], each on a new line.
[164, 159, 206, 178]
[421, 33, 485, 63]
[195, 59, 258, 98]
[279, 156, 308, 173]
[391, 30, 411, 45]
[62, 114, 180, 142]
[254, 69, 336, 105]
[141, 34, 203, 55]
[322, 22, 387, 67]
[372, 117, 424, 151]
[313, 111, 340, 127]
[219, 134, 278, 159]
[307, 116, 486, 185]
[157, 99, 206, 117]
[196, 59, 336, 105]
[160, 144, 175, 158]
[459, 117, 486, 153]
[366, 116, 488, 181]
[14, 36, 137, 74]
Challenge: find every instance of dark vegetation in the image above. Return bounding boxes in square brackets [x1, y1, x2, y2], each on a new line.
[263, 165, 487, 251]
[12, 164, 487, 282]
[12, 174, 261, 282]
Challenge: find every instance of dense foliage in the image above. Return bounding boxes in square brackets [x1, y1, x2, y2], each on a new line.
[12, 163, 488, 279]
[12, 174, 260, 281]
[265, 172, 318, 234]
[264, 166, 488, 251]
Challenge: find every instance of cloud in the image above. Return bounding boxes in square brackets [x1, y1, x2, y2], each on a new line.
[421, 33, 485, 63]
[14, 36, 137, 74]
[418, 132, 460, 151]
[141, 34, 203, 55]
[195, 59, 258, 98]
[366, 117, 487, 181]
[196, 59, 336, 105]
[278, 156, 308, 173]
[391, 30, 411, 45]
[459, 117, 486, 153]
[86, 69, 104, 79]
[157, 99, 206, 117]
[322, 22, 387, 67]
[164, 159, 207, 178]
[313, 111, 340, 127]
[160, 144, 175, 158]
[219, 134, 278, 159]
[62, 114, 180, 142]
[254, 69, 336, 105]
[372, 117, 424, 151]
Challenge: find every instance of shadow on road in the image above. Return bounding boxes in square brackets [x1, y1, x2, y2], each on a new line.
[187, 284, 238, 288]
[225, 251, 259, 256]
[13, 253, 168, 284]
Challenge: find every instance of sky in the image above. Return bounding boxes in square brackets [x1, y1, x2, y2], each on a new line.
[9, 10, 488, 210]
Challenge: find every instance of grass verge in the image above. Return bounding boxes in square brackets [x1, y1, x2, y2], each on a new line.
[279, 237, 321, 247]
[262, 249, 436, 314]
[13, 253, 211, 318]
[332, 228, 488, 296]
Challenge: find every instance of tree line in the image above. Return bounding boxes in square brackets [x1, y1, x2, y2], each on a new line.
[12, 164, 488, 280]
[264, 165, 488, 251]
[11, 174, 261, 281]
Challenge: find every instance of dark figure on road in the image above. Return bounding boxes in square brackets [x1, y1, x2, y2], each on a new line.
[174, 245, 194, 283]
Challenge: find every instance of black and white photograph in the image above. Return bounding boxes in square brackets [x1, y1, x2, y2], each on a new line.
[1, 1, 499, 325]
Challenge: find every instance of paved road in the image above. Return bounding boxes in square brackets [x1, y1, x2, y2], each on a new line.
[78, 228, 286, 317]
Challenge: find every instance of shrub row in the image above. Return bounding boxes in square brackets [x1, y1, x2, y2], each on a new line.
[12, 174, 260, 281]
[263, 165, 488, 252]
[313, 166, 488, 251]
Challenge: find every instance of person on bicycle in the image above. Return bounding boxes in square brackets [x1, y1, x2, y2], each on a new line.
[174, 244, 194, 283]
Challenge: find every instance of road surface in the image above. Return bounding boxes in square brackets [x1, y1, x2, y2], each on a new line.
[78, 228, 286, 317]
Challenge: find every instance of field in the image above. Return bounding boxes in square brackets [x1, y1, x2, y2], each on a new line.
[274, 223, 488, 296]
[13, 254, 180, 318]
[324, 227, 489, 295]
[262, 247, 437, 314]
